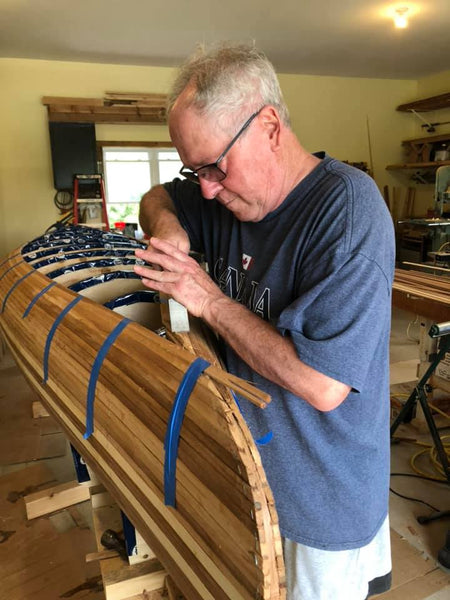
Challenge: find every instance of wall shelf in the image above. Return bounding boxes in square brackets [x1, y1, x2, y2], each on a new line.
[386, 129, 450, 173]
[396, 92, 450, 112]
[387, 160, 450, 171]
[401, 133, 450, 146]
[42, 93, 167, 125]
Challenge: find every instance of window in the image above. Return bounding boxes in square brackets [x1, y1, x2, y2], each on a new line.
[102, 147, 182, 228]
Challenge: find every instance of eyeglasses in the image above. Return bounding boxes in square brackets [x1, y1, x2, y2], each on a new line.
[179, 107, 263, 184]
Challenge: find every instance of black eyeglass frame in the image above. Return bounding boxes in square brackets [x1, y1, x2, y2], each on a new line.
[179, 107, 264, 184]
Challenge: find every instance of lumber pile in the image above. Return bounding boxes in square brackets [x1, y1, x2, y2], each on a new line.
[0, 226, 285, 599]
[42, 93, 167, 124]
[393, 268, 450, 322]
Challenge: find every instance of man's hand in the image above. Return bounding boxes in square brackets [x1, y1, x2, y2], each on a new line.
[134, 237, 224, 318]
[143, 229, 190, 254]
[134, 241, 350, 411]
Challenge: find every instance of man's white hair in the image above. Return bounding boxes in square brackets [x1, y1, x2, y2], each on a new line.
[167, 42, 291, 131]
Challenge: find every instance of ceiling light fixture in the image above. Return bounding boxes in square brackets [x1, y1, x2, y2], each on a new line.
[394, 6, 409, 28]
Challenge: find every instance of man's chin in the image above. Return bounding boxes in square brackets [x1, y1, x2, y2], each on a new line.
[216, 195, 256, 221]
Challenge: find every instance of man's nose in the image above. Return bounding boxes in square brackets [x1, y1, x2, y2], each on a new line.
[199, 178, 224, 199]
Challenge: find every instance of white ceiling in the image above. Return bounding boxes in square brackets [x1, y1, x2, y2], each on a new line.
[1, 0, 450, 80]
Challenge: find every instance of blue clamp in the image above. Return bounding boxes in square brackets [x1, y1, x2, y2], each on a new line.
[84, 318, 131, 439]
[164, 357, 210, 507]
[43, 296, 83, 383]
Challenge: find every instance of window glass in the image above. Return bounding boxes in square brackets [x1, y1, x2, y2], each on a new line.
[103, 147, 181, 229]
[159, 158, 183, 183]
[104, 161, 151, 204]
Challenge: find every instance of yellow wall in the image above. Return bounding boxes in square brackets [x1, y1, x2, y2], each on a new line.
[0, 58, 174, 255]
[0, 57, 420, 254]
[279, 72, 416, 185]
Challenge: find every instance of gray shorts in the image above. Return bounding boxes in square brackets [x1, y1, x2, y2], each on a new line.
[283, 515, 392, 600]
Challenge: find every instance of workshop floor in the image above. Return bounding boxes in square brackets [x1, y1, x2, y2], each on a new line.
[381, 307, 450, 599]
[0, 307, 449, 599]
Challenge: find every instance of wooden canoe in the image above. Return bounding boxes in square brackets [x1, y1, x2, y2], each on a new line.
[0, 225, 285, 600]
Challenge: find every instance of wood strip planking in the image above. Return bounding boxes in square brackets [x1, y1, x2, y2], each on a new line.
[0, 233, 285, 600]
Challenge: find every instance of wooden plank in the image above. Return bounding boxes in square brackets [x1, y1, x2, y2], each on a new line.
[392, 269, 450, 323]
[86, 549, 120, 562]
[46, 107, 166, 124]
[166, 575, 185, 600]
[396, 92, 450, 112]
[104, 563, 166, 600]
[392, 289, 449, 323]
[32, 400, 50, 418]
[104, 92, 167, 105]
[386, 159, 450, 170]
[91, 491, 166, 600]
[401, 133, 450, 145]
[0, 464, 103, 600]
[42, 96, 104, 106]
[25, 480, 91, 519]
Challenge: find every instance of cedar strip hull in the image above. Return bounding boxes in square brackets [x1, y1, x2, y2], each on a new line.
[0, 227, 285, 600]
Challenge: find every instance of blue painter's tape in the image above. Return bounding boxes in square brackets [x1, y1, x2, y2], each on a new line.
[22, 282, 57, 318]
[255, 430, 273, 445]
[43, 296, 83, 383]
[104, 290, 157, 310]
[83, 318, 130, 439]
[164, 357, 210, 507]
[47, 257, 137, 279]
[231, 390, 272, 446]
[1, 270, 34, 313]
[69, 271, 139, 292]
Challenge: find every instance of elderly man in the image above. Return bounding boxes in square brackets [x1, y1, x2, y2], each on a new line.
[135, 43, 395, 600]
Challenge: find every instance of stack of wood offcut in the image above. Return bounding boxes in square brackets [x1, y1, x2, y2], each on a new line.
[42, 92, 168, 123]
[0, 226, 285, 600]
[393, 268, 450, 322]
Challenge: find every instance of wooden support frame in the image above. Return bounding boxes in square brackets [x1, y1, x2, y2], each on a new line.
[91, 490, 167, 600]
[25, 480, 91, 520]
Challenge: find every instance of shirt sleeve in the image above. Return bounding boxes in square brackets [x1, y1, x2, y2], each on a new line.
[163, 178, 206, 254]
[276, 251, 392, 392]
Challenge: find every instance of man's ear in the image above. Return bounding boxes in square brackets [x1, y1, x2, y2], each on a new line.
[260, 106, 282, 151]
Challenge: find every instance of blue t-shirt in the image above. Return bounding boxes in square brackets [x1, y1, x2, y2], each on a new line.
[164, 154, 395, 550]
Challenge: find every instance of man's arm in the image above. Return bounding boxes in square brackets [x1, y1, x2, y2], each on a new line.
[134, 238, 351, 412]
[139, 185, 190, 253]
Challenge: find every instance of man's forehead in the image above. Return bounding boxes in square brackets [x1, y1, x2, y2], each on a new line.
[169, 109, 225, 167]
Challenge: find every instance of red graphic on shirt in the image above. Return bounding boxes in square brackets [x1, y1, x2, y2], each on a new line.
[242, 253, 254, 271]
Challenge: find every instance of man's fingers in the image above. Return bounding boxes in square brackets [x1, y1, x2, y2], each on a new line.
[149, 237, 191, 261]
[135, 244, 196, 275]
[134, 264, 178, 283]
